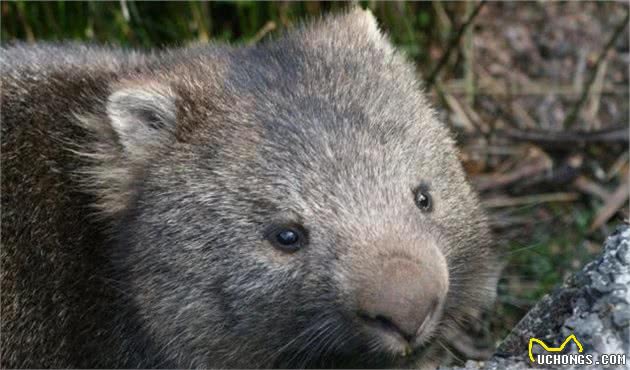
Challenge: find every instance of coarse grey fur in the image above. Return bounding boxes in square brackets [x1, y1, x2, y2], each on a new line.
[1, 8, 501, 369]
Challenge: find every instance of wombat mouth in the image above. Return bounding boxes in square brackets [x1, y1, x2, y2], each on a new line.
[358, 311, 415, 343]
[270, 314, 434, 369]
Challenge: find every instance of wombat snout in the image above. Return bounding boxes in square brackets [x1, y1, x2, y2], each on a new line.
[356, 255, 448, 350]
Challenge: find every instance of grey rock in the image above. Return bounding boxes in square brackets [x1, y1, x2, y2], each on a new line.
[440, 225, 630, 370]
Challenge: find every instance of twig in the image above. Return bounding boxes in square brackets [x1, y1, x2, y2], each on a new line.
[248, 21, 276, 45]
[14, 1, 35, 43]
[463, 1, 476, 106]
[518, 154, 583, 190]
[562, 9, 629, 128]
[475, 158, 551, 192]
[443, 93, 476, 133]
[443, 79, 625, 96]
[607, 152, 629, 181]
[589, 179, 630, 232]
[584, 58, 608, 129]
[573, 176, 612, 201]
[425, 0, 486, 88]
[119, 0, 130, 22]
[573, 49, 587, 92]
[499, 126, 629, 148]
[191, 1, 211, 42]
[488, 212, 533, 230]
[510, 101, 537, 129]
[484, 192, 579, 208]
[476, 66, 536, 130]
[432, 1, 452, 42]
[458, 95, 486, 133]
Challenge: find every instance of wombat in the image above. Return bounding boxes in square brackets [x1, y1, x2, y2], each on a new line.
[1, 8, 501, 369]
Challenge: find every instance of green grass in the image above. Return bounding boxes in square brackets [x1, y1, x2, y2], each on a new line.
[491, 203, 604, 337]
[1, 1, 438, 65]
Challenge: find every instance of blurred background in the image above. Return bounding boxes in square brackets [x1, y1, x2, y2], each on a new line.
[2, 0, 629, 363]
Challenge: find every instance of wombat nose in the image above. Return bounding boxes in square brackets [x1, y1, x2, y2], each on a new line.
[356, 257, 446, 343]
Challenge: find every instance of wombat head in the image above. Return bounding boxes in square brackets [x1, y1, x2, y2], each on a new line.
[81, 8, 500, 368]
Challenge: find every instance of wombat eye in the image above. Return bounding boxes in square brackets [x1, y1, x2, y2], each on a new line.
[413, 188, 432, 212]
[265, 224, 307, 253]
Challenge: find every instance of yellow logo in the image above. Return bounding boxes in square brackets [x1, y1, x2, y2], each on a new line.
[528, 334, 584, 363]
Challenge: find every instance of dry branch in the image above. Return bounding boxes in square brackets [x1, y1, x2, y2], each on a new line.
[249, 21, 277, 45]
[475, 160, 551, 192]
[589, 179, 630, 232]
[573, 176, 612, 201]
[483, 192, 579, 208]
[562, 9, 629, 128]
[425, 0, 486, 88]
[499, 126, 629, 148]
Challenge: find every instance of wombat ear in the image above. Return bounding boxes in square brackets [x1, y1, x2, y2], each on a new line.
[344, 7, 384, 39]
[106, 83, 177, 157]
[322, 7, 394, 54]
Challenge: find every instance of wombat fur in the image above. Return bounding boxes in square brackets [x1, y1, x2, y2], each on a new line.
[1, 8, 501, 369]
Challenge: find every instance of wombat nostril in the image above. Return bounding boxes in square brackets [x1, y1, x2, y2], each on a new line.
[357, 312, 415, 342]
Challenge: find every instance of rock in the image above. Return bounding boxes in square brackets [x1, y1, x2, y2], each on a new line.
[439, 224, 630, 370]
